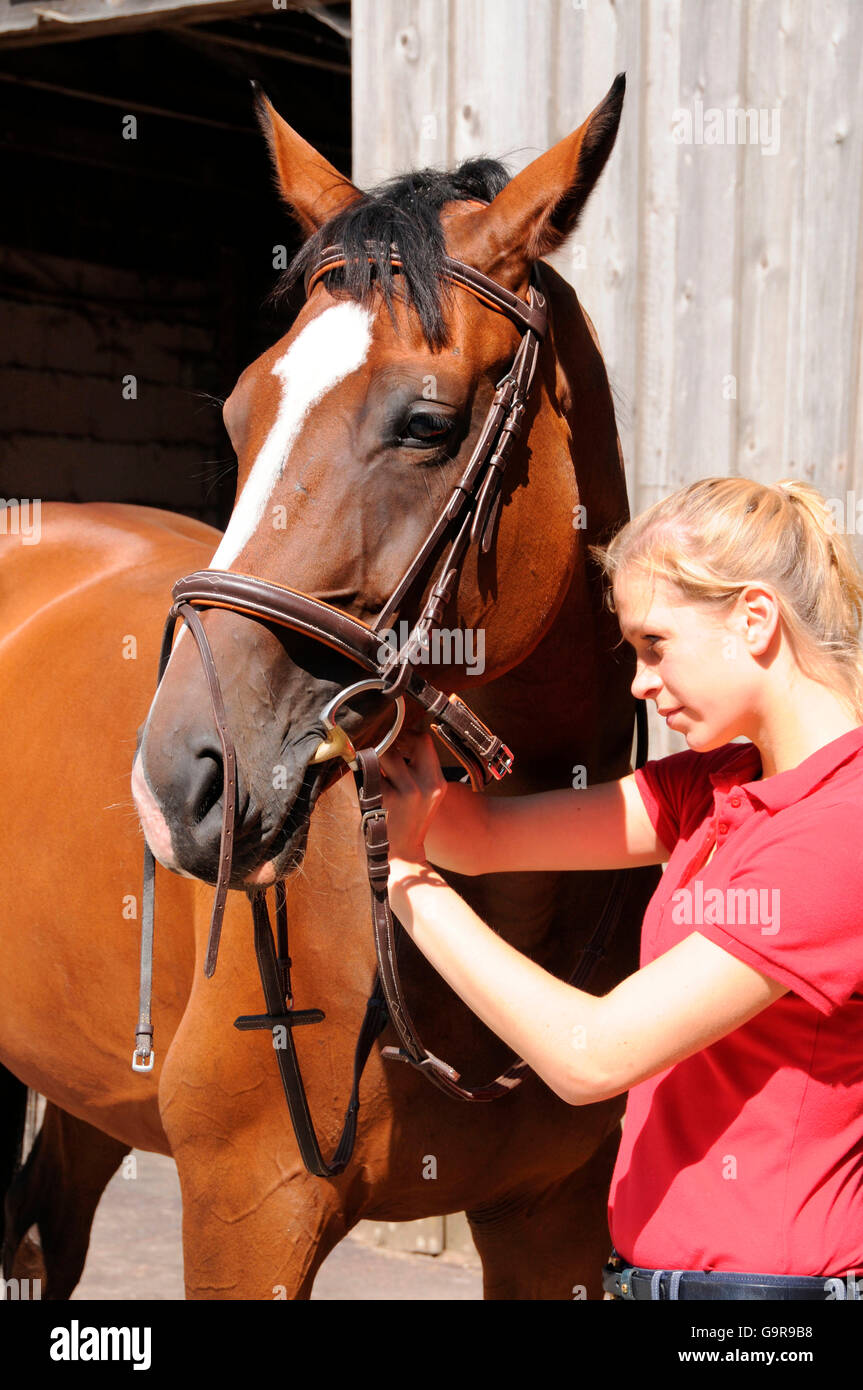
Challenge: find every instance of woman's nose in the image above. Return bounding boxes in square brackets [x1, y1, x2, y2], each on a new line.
[631, 661, 660, 701]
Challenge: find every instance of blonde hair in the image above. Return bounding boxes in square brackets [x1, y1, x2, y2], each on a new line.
[590, 476, 863, 721]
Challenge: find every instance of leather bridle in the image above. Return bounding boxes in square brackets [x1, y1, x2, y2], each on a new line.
[133, 242, 647, 1177]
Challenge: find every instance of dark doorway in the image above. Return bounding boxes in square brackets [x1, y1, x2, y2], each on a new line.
[0, 7, 351, 527]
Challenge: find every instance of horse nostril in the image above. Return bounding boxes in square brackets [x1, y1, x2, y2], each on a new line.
[192, 752, 224, 826]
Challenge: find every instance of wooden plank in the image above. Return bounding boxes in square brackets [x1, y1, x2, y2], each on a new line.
[351, 0, 451, 187]
[783, 1, 863, 518]
[634, 0, 682, 533]
[0, 0, 285, 48]
[353, 1213, 480, 1260]
[2, 436, 221, 511]
[4, 365, 221, 442]
[635, 0, 745, 758]
[354, 1216, 445, 1256]
[0, 245, 229, 523]
[442, 1210, 480, 1260]
[449, 0, 554, 171]
[735, 0, 806, 490]
[547, 0, 644, 514]
[0, 300, 214, 381]
[737, 0, 863, 566]
[671, 0, 743, 495]
[0, 247, 216, 318]
[628, 0, 685, 759]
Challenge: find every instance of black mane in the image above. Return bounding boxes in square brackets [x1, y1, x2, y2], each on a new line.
[271, 158, 512, 351]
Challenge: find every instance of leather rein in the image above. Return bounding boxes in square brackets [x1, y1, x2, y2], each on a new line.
[133, 243, 648, 1177]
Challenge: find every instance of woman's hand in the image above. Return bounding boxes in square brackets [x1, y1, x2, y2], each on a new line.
[355, 728, 448, 873]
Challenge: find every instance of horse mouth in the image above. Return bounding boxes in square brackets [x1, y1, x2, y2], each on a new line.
[241, 755, 346, 887]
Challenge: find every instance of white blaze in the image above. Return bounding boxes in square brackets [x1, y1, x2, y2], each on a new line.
[210, 300, 373, 570]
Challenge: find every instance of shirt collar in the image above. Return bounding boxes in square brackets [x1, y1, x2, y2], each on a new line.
[709, 724, 863, 811]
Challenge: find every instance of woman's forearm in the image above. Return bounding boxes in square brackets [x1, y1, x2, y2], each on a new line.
[386, 857, 606, 1104]
[421, 781, 489, 876]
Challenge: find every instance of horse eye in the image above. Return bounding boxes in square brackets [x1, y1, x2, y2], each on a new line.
[403, 411, 453, 445]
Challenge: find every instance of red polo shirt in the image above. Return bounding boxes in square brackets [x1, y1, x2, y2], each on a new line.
[607, 724, 863, 1276]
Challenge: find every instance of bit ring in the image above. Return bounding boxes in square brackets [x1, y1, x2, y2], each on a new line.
[312, 678, 406, 769]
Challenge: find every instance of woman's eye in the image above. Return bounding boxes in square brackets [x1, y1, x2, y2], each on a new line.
[402, 412, 453, 445]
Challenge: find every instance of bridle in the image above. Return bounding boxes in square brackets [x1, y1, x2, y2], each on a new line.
[133, 240, 648, 1177]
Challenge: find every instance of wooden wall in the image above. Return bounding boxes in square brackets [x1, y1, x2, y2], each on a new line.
[0, 247, 236, 524]
[352, 0, 863, 758]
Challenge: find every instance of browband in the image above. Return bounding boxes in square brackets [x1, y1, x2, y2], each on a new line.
[304, 242, 548, 339]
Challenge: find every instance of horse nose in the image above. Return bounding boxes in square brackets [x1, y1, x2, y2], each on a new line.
[138, 730, 232, 879]
[186, 746, 225, 828]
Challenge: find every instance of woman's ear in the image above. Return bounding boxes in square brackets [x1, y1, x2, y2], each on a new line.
[739, 585, 781, 656]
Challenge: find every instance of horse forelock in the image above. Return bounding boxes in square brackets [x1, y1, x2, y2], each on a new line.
[270, 158, 513, 351]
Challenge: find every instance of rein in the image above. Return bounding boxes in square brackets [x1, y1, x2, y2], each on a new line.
[133, 244, 648, 1176]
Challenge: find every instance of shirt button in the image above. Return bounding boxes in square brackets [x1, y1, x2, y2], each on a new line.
[730, 796, 741, 807]
[717, 822, 728, 835]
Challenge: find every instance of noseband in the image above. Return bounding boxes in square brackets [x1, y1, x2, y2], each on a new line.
[134, 243, 647, 1177]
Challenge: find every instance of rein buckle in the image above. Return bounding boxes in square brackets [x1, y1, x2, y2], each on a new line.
[131, 1047, 155, 1073]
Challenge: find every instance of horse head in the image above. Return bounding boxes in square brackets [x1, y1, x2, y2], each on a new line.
[132, 76, 628, 898]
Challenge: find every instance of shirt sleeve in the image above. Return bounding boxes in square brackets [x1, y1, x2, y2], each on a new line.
[691, 818, 863, 1016]
[634, 746, 719, 853]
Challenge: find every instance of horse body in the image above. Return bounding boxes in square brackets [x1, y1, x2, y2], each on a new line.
[2, 76, 660, 1299]
[0, 502, 207, 1151]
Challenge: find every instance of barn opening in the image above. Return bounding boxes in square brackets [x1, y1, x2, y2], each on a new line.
[0, 2, 351, 528]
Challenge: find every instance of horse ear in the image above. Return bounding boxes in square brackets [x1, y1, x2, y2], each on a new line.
[448, 74, 625, 290]
[251, 82, 363, 236]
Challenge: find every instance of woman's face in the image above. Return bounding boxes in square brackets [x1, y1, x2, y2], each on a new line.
[614, 571, 763, 751]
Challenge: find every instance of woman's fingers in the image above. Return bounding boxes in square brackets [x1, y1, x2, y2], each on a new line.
[379, 743, 417, 792]
[370, 727, 444, 863]
[389, 726, 423, 762]
[407, 730, 446, 795]
[380, 723, 431, 779]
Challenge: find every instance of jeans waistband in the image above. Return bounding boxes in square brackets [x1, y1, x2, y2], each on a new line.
[603, 1248, 862, 1301]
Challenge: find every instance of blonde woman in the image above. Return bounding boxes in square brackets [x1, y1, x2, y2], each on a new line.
[373, 477, 863, 1301]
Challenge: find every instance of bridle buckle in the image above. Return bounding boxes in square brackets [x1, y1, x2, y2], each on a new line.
[488, 744, 515, 780]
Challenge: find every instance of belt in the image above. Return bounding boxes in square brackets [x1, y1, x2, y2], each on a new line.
[602, 1249, 861, 1301]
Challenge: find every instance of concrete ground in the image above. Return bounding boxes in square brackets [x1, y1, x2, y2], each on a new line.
[70, 1150, 483, 1301]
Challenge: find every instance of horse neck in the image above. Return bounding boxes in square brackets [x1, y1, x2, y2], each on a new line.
[465, 268, 636, 795]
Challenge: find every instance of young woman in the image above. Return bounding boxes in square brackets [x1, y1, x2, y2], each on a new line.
[371, 476, 863, 1301]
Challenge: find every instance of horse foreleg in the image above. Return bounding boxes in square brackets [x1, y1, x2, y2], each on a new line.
[466, 1120, 621, 1300]
[4, 1103, 130, 1299]
[162, 1040, 350, 1301]
[171, 1123, 349, 1301]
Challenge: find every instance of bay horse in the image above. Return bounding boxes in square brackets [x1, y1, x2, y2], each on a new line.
[1, 76, 658, 1298]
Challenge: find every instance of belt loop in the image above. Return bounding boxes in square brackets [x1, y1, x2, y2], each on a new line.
[650, 1269, 664, 1300]
[669, 1270, 683, 1300]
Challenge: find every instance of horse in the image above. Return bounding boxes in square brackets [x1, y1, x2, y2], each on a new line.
[1, 75, 658, 1299]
